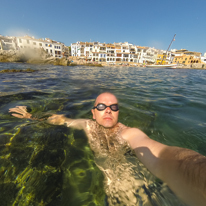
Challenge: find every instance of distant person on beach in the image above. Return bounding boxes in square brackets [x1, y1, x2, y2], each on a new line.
[9, 92, 206, 206]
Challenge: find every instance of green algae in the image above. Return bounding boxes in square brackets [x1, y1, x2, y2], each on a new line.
[0, 68, 36, 73]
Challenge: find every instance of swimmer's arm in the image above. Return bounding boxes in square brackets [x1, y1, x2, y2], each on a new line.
[122, 127, 206, 206]
[9, 106, 88, 130]
[47, 114, 89, 130]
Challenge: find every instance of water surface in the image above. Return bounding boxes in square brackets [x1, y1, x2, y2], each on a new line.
[0, 63, 206, 205]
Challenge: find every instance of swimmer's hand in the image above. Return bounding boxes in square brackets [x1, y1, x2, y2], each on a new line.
[9, 106, 52, 121]
[9, 106, 32, 119]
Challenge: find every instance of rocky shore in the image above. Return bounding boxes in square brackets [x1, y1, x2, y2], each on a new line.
[176, 63, 206, 70]
[0, 49, 70, 66]
[0, 49, 103, 67]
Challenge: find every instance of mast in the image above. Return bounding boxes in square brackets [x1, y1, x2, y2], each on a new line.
[161, 34, 176, 64]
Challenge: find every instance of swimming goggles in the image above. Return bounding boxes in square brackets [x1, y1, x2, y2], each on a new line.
[93, 103, 119, 111]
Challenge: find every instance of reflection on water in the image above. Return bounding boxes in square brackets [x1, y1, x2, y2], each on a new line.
[0, 63, 206, 205]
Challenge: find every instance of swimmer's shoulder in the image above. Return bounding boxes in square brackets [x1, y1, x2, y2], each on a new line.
[120, 124, 148, 142]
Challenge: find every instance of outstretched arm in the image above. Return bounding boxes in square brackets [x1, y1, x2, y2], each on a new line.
[122, 127, 206, 206]
[9, 106, 88, 130]
[47, 114, 88, 130]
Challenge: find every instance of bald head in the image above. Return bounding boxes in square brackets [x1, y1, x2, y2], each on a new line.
[94, 92, 118, 106]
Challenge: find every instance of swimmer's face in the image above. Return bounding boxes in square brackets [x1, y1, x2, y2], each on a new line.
[91, 93, 119, 128]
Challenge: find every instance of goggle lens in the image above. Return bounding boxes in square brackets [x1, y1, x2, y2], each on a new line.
[93, 103, 119, 111]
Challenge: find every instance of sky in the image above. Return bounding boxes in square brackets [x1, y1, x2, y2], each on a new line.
[1, 0, 206, 54]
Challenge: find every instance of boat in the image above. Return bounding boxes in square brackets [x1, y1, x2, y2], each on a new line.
[146, 34, 177, 69]
[146, 64, 177, 69]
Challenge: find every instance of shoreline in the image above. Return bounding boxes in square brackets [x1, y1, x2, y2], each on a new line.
[1, 61, 206, 70]
[0, 49, 205, 70]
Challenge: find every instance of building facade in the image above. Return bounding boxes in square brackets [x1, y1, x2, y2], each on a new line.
[0, 35, 68, 58]
[16, 36, 65, 58]
[0, 35, 16, 50]
[71, 41, 164, 65]
[173, 49, 202, 65]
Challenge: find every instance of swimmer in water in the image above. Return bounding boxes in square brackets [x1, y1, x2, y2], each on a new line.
[9, 92, 206, 206]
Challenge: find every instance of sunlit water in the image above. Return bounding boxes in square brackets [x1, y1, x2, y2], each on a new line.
[0, 62, 206, 206]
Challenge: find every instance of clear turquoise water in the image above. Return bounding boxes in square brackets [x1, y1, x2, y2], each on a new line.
[0, 62, 206, 205]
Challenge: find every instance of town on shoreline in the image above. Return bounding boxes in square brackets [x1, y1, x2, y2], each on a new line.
[0, 34, 206, 69]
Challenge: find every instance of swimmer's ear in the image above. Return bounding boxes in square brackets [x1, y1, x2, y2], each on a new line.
[91, 109, 96, 120]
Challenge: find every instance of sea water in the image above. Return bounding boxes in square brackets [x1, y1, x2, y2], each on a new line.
[0, 62, 206, 205]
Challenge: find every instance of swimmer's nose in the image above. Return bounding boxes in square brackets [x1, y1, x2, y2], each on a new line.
[105, 106, 111, 113]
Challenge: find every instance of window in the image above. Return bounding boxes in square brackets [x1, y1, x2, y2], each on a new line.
[45, 44, 48, 47]
[39, 43, 42, 46]
[4, 39, 12, 43]
[33, 42, 36, 45]
[50, 50, 52, 53]
[27, 40, 30, 44]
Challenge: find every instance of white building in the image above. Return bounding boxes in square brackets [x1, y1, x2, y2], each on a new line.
[0, 34, 68, 58]
[201, 56, 206, 64]
[71, 41, 168, 65]
[16, 36, 64, 58]
[0, 35, 16, 50]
